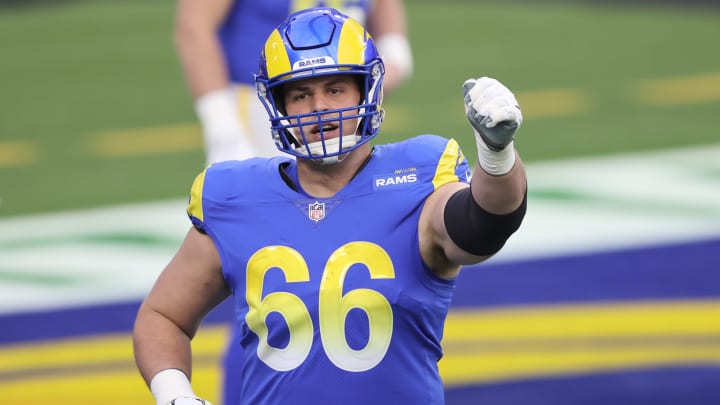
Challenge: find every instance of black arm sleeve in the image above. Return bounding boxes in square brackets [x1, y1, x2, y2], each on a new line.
[443, 187, 527, 256]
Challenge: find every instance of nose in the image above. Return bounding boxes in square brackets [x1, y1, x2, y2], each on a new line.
[311, 93, 330, 113]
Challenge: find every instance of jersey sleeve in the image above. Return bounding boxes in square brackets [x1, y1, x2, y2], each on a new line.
[429, 137, 471, 190]
[187, 167, 210, 232]
[185, 158, 284, 233]
[185, 160, 233, 232]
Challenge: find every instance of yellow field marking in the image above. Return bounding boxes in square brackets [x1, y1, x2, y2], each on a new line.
[0, 325, 228, 374]
[0, 326, 229, 404]
[440, 299, 720, 386]
[2, 300, 719, 403]
[0, 141, 37, 167]
[3, 72, 716, 165]
[85, 107, 412, 160]
[446, 88, 591, 123]
[633, 73, 720, 106]
[78, 72, 720, 160]
[440, 344, 720, 387]
[516, 88, 591, 118]
[88, 123, 203, 157]
[0, 368, 168, 405]
[443, 299, 720, 341]
[0, 361, 223, 405]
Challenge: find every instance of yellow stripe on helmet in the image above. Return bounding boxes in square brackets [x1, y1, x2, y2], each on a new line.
[264, 29, 292, 79]
[337, 17, 367, 65]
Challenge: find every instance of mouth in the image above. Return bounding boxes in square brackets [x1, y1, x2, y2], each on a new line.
[310, 122, 340, 140]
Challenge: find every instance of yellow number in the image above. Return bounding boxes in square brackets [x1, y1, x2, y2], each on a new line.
[245, 242, 395, 372]
[245, 246, 313, 371]
[320, 242, 394, 371]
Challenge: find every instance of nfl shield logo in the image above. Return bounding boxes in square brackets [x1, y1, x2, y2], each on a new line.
[308, 201, 325, 222]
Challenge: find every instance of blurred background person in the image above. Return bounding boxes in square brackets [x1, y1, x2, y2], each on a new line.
[174, 0, 414, 165]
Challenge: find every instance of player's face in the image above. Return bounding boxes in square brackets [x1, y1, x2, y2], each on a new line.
[283, 74, 361, 144]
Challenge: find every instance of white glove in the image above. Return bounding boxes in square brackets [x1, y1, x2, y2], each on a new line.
[462, 77, 522, 151]
[169, 398, 213, 405]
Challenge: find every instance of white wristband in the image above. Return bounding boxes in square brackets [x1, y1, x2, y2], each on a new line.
[150, 369, 195, 405]
[374, 33, 413, 80]
[476, 136, 516, 176]
[195, 88, 242, 135]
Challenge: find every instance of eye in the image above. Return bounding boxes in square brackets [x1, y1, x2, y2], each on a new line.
[290, 92, 308, 102]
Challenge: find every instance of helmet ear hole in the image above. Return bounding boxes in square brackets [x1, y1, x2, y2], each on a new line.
[271, 87, 287, 116]
[354, 76, 365, 102]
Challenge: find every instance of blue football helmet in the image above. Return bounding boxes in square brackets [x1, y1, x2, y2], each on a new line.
[255, 7, 385, 163]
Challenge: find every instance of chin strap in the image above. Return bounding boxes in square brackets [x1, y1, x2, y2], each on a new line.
[295, 135, 362, 165]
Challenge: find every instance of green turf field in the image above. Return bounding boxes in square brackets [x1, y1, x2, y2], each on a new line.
[0, 0, 718, 216]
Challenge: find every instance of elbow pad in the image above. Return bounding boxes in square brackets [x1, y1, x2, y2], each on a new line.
[443, 187, 527, 256]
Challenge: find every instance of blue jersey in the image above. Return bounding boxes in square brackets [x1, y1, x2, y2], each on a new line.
[188, 135, 471, 404]
[220, 0, 372, 85]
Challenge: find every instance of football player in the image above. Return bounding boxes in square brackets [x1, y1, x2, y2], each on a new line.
[136, 7, 526, 405]
[175, 3, 412, 403]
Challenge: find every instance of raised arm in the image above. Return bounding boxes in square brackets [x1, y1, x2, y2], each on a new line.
[420, 77, 527, 279]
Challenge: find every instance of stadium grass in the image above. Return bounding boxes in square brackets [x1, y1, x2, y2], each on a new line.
[0, 0, 718, 216]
